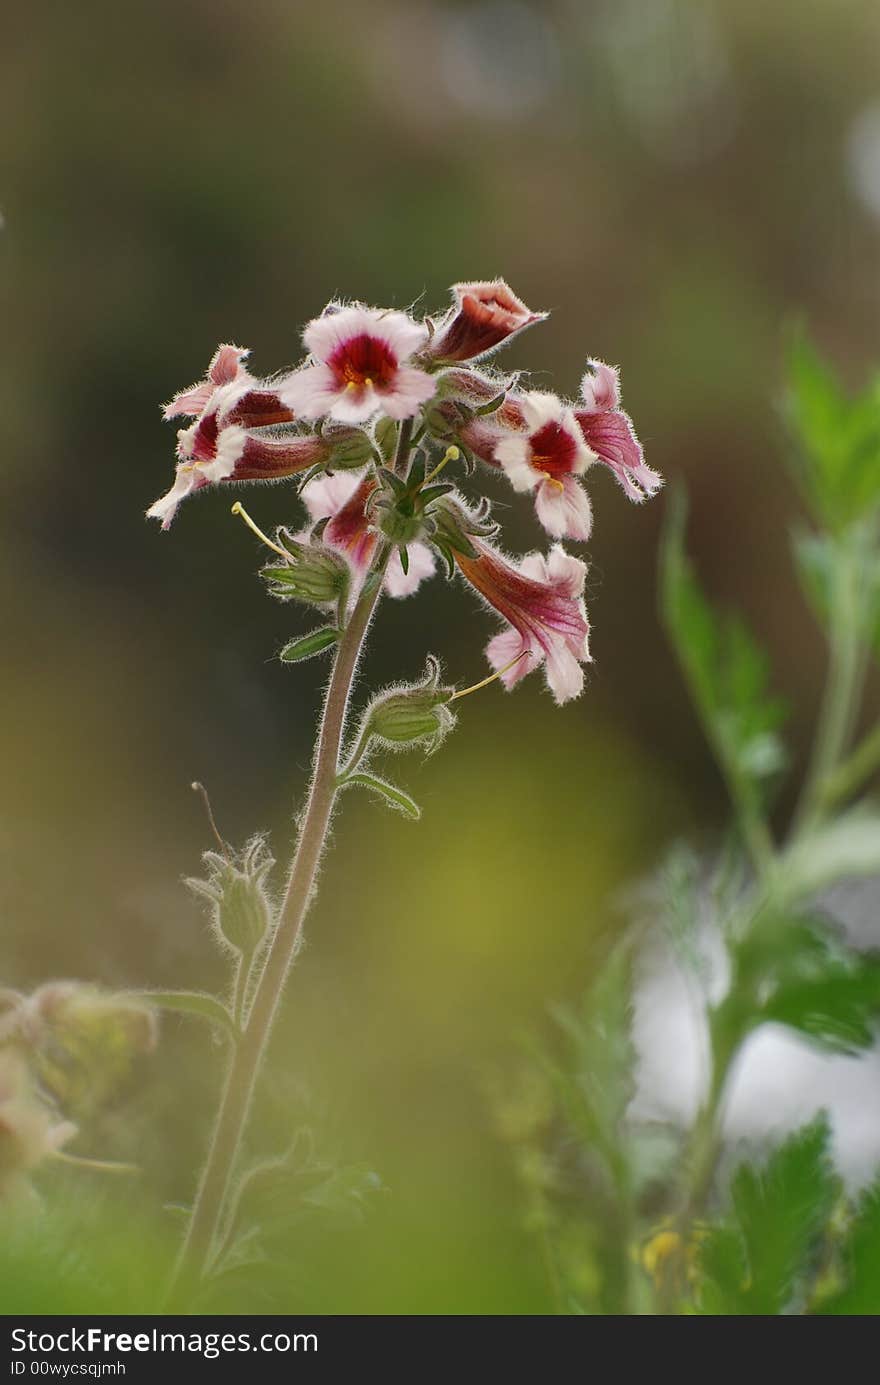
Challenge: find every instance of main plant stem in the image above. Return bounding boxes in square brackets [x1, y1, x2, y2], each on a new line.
[172, 562, 387, 1294]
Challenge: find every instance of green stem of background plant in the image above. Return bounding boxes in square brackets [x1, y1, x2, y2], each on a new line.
[795, 526, 873, 835]
[171, 429, 415, 1297]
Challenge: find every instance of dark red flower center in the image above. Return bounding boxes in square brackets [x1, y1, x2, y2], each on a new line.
[529, 421, 578, 480]
[328, 334, 398, 392]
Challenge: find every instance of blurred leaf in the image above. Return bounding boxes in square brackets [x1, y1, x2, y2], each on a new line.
[818, 1177, 880, 1315]
[785, 332, 880, 531]
[700, 1117, 836, 1314]
[661, 492, 787, 823]
[550, 947, 636, 1168]
[136, 990, 236, 1039]
[726, 913, 880, 1055]
[792, 529, 880, 645]
[216, 1130, 384, 1280]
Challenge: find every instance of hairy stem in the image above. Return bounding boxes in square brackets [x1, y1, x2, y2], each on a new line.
[172, 556, 389, 1295]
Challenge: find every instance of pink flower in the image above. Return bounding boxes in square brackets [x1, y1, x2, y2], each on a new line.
[162, 344, 293, 429]
[147, 414, 329, 529]
[301, 470, 435, 599]
[424, 280, 547, 363]
[494, 392, 594, 541]
[573, 361, 662, 503]
[281, 306, 436, 425]
[454, 538, 590, 704]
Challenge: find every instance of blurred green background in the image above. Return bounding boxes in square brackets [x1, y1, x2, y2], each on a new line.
[3, 0, 880, 1313]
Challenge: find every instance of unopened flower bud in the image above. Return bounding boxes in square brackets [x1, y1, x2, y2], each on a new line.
[262, 536, 350, 608]
[325, 427, 376, 470]
[187, 836, 275, 958]
[364, 657, 456, 753]
[373, 416, 399, 462]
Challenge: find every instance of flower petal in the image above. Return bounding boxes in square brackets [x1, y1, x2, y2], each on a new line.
[534, 475, 593, 541]
[384, 542, 436, 598]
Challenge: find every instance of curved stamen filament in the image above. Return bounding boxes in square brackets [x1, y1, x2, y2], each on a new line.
[450, 648, 531, 701]
[230, 502, 290, 561]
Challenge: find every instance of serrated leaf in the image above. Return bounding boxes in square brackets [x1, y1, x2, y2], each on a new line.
[134, 990, 236, 1038]
[343, 772, 421, 819]
[701, 1117, 836, 1314]
[279, 628, 341, 662]
[818, 1177, 880, 1314]
[661, 492, 788, 818]
[549, 948, 636, 1170]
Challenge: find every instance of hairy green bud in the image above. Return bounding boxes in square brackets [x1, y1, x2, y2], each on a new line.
[187, 837, 275, 958]
[262, 536, 350, 608]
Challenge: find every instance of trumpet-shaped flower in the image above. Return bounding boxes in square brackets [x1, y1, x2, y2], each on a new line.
[424, 280, 546, 363]
[454, 538, 590, 704]
[302, 470, 436, 598]
[495, 392, 595, 541]
[281, 306, 436, 425]
[147, 414, 330, 529]
[162, 344, 293, 429]
[574, 361, 662, 502]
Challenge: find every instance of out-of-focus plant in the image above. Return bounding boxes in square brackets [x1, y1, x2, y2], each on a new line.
[143, 283, 662, 1303]
[493, 334, 880, 1315]
[0, 983, 157, 1200]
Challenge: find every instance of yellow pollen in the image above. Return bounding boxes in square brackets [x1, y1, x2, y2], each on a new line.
[545, 476, 565, 493]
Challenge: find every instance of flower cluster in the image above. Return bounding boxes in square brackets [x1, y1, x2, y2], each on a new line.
[149, 280, 662, 703]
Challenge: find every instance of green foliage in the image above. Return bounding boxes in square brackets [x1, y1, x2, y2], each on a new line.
[699, 1118, 837, 1314]
[548, 948, 636, 1166]
[661, 491, 787, 825]
[721, 912, 880, 1056]
[819, 1176, 880, 1314]
[785, 332, 880, 531]
[503, 343, 880, 1314]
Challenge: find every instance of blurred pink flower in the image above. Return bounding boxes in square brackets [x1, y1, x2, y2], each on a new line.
[574, 361, 662, 502]
[425, 280, 546, 363]
[282, 307, 436, 424]
[454, 538, 590, 704]
[302, 470, 435, 598]
[495, 392, 594, 541]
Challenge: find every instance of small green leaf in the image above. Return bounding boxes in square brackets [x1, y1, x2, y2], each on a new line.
[342, 772, 421, 819]
[661, 491, 787, 820]
[134, 990, 236, 1038]
[279, 627, 341, 662]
